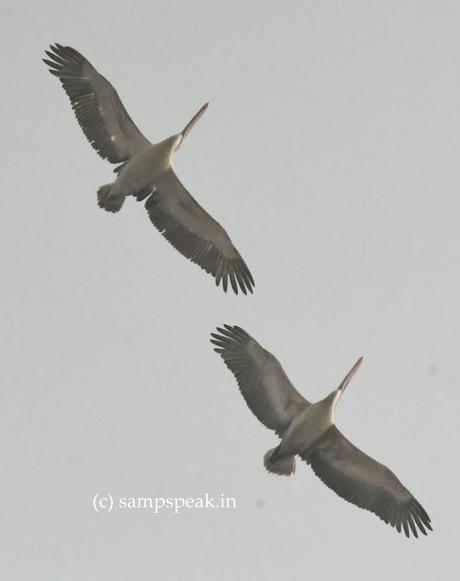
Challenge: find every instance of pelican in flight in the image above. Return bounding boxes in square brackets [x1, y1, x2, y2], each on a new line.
[43, 44, 254, 294]
[211, 325, 432, 537]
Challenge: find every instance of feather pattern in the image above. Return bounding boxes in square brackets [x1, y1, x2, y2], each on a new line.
[43, 43, 150, 162]
[146, 171, 254, 294]
[211, 325, 308, 434]
[302, 426, 432, 538]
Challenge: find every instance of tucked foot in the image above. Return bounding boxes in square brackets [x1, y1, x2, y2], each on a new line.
[97, 184, 125, 213]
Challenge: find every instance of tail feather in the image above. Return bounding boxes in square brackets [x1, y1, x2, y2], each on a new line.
[263, 447, 296, 476]
[97, 184, 125, 213]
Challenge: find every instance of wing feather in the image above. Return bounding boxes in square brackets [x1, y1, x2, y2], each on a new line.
[44, 43, 150, 162]
[146, 170, 254, 294]
[302, 426, 432, 537]
[211, 325, 309, 435]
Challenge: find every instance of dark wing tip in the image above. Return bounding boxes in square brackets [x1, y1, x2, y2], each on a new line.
[224, 324, 249, 337]
[43, 43, 85, 72]
[48, 42, 76, 54]
[395, 498, 432, 538]
[216, 257, 254, 295]
[210, 325, 250, 353]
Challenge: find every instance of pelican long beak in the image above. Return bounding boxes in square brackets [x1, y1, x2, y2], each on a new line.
[177, 102, 209, 149]
[338, 357, 363, 393]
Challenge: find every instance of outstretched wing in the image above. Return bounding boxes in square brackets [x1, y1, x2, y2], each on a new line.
[302, 426, 432, 538]
[43, 43, 150, 163]
[145, 170, 254, 294]
[211, 325, 309, 434]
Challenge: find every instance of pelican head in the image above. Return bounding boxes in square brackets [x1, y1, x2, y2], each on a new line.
[174, 102, 209, 151]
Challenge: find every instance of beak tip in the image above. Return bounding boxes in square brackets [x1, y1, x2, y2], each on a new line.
[354, 356, 364, 373]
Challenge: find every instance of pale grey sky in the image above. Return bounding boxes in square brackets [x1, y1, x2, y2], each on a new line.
[0, 1, 458, 579]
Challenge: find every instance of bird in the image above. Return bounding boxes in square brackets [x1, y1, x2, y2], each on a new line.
[211, 324, 432, 538]
[43, 44, 254, 294]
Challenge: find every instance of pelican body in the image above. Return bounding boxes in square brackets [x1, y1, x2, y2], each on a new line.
[211, 325, 432, 538]
[269, 357, 360, 469]
[43, 44, 254, 294]
[273, 393, 336, 462]
[108, 136, 181, 205]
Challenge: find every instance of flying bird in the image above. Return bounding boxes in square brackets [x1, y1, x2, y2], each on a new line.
[43, 44, 254, 294]
[211, 325, 432, 537]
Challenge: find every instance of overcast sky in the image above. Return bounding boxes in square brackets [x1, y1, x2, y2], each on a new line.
[0, 1, 458, 579]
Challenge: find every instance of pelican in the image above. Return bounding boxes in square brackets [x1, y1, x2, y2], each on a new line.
[211, 325, 432, 537]
[43, 44, 254, 294]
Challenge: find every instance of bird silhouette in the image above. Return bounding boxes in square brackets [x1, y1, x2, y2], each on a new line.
[43, 44, 254, 294]
[211, 324, 432, 537]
